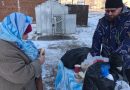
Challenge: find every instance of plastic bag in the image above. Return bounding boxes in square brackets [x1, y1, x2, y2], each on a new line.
[61, 47, 90, 69]
[81, 53, 109, 71]
[83, 62, 115, 90]
[115, 80, 130, 90]
[55, 61, 82, 90]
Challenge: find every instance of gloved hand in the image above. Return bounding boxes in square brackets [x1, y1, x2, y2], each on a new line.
[109, 53, 123, 71]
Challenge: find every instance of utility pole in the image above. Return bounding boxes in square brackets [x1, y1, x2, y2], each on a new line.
[17, 0, 20, 12]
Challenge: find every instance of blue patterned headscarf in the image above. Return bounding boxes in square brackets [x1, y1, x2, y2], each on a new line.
[0, 12, 39, 61]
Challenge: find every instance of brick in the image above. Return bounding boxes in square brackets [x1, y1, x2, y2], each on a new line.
[0, 0, 45, 21]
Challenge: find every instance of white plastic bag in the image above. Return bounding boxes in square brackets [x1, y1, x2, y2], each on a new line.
[115, 80, 130, 90]
[81, 53, 109, 71]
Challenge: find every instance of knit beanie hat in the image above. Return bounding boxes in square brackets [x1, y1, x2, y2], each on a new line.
[105, 0, 123, 8]
[24, 24, 32, 35]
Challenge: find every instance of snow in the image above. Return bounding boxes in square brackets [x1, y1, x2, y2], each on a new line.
[32, 11, 104, 90]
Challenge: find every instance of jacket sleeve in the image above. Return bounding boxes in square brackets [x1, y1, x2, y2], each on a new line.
[90, 20, 104, 56]
[116, 20, 130, 55]
[0, 49, 42, 85]
[116, 39, 130, 55]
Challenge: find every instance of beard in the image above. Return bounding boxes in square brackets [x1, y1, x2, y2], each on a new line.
[108, 16, 115, 21]
[105, 14, 118, 22]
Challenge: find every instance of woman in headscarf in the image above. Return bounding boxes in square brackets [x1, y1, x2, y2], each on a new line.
[0, 12, 45, 90]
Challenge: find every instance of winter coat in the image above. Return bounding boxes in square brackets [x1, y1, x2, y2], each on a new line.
[91, 6, 130, 69]
[0, 40, 42, 90]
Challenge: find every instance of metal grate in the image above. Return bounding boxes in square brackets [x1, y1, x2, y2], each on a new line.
[53, 15, 64, 34]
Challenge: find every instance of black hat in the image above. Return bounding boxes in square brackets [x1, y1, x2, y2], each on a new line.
[105, 0, 123, 8]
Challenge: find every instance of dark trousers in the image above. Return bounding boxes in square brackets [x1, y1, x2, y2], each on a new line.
[125, 69, 130, 85]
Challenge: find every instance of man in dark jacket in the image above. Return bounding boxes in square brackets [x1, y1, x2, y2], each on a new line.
[91, 0, 130, 84]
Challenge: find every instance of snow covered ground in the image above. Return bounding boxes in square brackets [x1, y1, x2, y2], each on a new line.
[30, 11, 104, 90]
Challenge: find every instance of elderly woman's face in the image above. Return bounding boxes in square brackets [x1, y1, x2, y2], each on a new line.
[22, 34, 28, 40]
